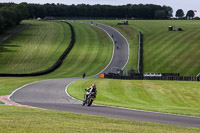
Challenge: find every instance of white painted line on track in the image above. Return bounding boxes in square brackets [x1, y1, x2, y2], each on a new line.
[8, 79, 51, 109]
[9, 79, 49, 101]
[65, 79, 82, 102]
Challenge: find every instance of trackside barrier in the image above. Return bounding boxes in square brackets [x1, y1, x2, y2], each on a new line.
[0, 22, 75, 77]
[137, 31, 143, 74]
[100, 74, 104, 78]
[104, 73, 200, 82]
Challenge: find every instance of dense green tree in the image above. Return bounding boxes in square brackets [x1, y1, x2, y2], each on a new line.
[13, 4, 29, 24]
[176, 9, 184, 18]
[17, 3, 29, 19]
[0, 2, 15, 7]
[0, 3, 29, 32]
[0, 7, 17, 27]
[0, 14, 5, 33]
[154, 10, 167, 19]
[27, 4, 46, 18]
[163, 6, 173, 18]
[186, 10, 195, 19]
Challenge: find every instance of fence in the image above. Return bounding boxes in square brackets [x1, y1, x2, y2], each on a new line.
[137, 31, 143, 74]
[104, 73, 200, 82]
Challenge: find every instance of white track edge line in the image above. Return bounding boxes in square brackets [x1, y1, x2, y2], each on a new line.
[97, 22, 130, 70]
[65, 79, 82, 102]
[88, 23, 115, 77]
[8, 79, 55, 109]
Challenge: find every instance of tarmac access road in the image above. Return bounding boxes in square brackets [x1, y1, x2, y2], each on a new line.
[10, 22, 200, 129]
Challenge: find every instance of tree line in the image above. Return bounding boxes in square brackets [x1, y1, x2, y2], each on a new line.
[175, 9, 198, 19]
[0, 3, 29, 33]
[1, 3, 173, 19]
[1, 2, 198, 32]
[0, 2, 173, 32]
[40, 3, 173, 19]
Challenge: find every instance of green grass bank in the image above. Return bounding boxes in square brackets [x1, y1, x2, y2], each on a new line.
[0, 20, 71, 74]
[68, 78, 200, 117]
[0, 20, 200, 132]
[0, 106, 199, 133]
[42, 21, 113, 78]
[0, 20, 113, 78]
[95, 20, 200, 76]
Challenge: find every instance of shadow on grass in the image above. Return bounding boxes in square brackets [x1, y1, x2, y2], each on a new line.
[0, 44, 19, 57]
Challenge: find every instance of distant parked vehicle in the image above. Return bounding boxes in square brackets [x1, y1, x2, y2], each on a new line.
[37, 18, 42, 21]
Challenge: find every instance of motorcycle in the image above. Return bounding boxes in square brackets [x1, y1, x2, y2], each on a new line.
[82, 89, 96, 106]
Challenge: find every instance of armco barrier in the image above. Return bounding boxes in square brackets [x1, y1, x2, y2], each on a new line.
[0, 21, 75, 77]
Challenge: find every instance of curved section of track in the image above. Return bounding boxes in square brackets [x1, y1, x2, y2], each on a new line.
[10, 23, 200, 128]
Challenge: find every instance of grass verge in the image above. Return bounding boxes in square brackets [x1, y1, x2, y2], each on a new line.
[0, 77, 41, 96]
[68, 78, 200, 117]
[0, 106, 199, 133]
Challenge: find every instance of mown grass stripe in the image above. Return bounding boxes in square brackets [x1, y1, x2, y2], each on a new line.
[153, 30, 200, 74]
[145, 31, 188, 63]
[66, 24, 98, 76]
[144, 32, 199, 74]
[97, 20, 200, 76]
[0, 21, 70, 74]
[1, 105, 199, 132]
[146, 32, 185, 57]
[39, 21, 113, 78]
[62, 23, 90, 76]
[68, 78, 200, 117]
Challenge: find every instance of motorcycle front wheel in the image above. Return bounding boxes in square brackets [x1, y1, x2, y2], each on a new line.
[87, 100, 93, 106]
[82, 102, 86, 106]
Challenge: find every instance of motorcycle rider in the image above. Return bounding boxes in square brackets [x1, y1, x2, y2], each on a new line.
[83, 84, 97, 102]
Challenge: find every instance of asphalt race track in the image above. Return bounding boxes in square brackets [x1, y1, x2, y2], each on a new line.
[10, 23, 200, 128]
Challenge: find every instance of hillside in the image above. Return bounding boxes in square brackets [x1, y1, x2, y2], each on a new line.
[0, 20, 71, 74]
[96, 20, 200, 76]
